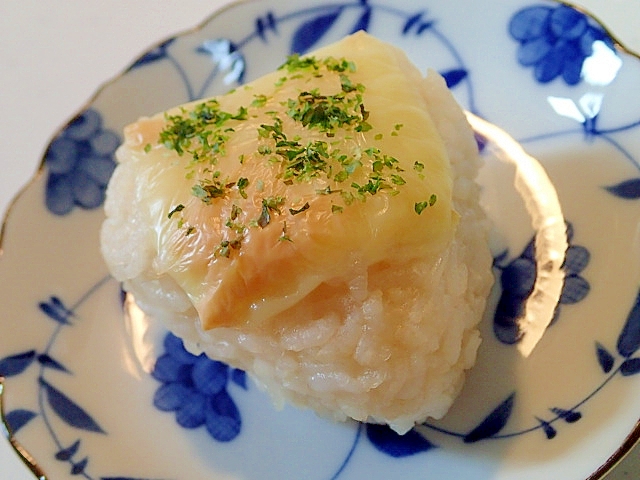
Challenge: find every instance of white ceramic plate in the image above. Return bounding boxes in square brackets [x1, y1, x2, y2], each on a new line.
[1, 0, 639, 479]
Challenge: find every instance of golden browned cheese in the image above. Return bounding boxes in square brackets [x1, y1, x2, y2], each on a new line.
[117, 32, 457, 330]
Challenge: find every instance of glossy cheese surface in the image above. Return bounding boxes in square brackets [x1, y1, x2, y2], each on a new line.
[108, 32, 456, 330]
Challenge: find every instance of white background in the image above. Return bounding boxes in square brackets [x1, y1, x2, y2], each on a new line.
[0, 1, 638, 478]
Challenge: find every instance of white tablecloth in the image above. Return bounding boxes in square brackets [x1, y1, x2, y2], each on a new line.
[0, 1, 638, 478]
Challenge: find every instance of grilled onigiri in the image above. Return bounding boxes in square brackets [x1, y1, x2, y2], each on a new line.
[100, 32, 493, 434]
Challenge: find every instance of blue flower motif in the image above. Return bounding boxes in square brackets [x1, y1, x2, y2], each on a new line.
[151, 333, 246, 442]
[509, 4, 613, 85]
[44, 109, 119, 216]
[493, 223, 590, 344]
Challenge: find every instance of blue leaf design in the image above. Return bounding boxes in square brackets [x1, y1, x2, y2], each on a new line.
[231, 368, 247, 390]
[129, 38, 176, 70]
[38, 354, 70, 373]
[403, 12, 424, 34]
[595, 342, 615, 373]
[559, 274, 590, 304]
[440, 69, 468, 89]
[5, 409, 37, 434]
[535, 417, 557, 439]
[464, 392, 515, 443]
[71, 456, 89, 475]
[416, 20, 435, 35]
[39, 379, 105, 434]
[47, 295, 69, 313]
[351, 7, 372, 33]
[401, 11, 434, 35]
[0, 350, 36, 377]
[605, 178, 640, 199]
[620, 358, 640, 376]
[39, 296, 74, 324]
[290, 8, 343, 54]
[617, 290, 640, 358]
[366, 424, 436, 457]
[256, 12, 278, 41]
[55, 439, 80, 461]
[551, 407, 582, 423]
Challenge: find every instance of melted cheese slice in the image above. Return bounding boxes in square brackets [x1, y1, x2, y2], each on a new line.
[113, 32, 457, 329]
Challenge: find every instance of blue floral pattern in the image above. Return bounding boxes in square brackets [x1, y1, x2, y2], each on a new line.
[509, 4, 640, 202]
[44, 109, 119, 216]
[151, 333, 246, 442]
[5, 1, 637, 478]
[493, 223, 590, 344]
[0, 278, 166, 479]
[509, 4, 614, 85]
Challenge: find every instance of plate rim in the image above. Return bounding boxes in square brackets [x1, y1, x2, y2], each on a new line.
[1, 0, 639, 478]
